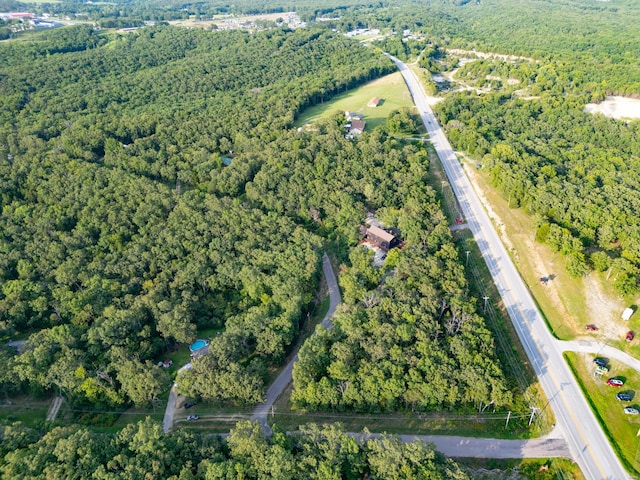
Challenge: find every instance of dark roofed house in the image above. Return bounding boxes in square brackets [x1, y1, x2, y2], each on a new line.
[366, 225, 397, 251]
[349, 119, 366, 135]
[367, 97, 382, 107]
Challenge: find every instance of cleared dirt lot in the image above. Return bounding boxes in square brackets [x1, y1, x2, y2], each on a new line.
[585, 96, 640, 120]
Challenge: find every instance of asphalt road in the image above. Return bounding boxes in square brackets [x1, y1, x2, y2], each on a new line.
[559, 340, 640, 372]
[360, 425, 569, 459]
[251, 253, 342, 430]
[162, 387, 178, 433]
[388, 54, 630, 479]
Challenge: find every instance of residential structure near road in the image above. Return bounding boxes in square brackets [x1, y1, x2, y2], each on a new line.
[367, 97, 382, 107]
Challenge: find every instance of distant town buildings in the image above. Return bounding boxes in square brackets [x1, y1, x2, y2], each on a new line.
[0, 12, 34, 20]
[0, 12, 64, 33]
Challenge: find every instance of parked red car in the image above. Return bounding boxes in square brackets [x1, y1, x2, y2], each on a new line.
[626, 331, 634, 342]
[607, 378, 624, 387]
[586, 324, 598, 331]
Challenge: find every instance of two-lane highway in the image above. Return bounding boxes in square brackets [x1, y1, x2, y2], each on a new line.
[388, 54, 629, 479]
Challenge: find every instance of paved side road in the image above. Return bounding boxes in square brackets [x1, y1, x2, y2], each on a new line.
[388, 53, 629, 479]
[352, 425, 569, 459]
[251, 253, 341, 431]
[559, 340, 640, 371]
[162, 387, 178, 433]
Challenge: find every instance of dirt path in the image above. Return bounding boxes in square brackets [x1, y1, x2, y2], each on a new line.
[46, 396, 63, 422]
[445, 48, 536, 63]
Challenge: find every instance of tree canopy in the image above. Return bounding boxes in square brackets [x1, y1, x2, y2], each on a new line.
[0, 419, 469, 480]
[0, 25, 395, 406]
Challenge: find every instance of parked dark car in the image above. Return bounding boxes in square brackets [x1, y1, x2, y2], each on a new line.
[616, 392, 633, 402]
[184, 401, 196, 409]
[593, 357, 607, 368]
[586, 324, 598, 331]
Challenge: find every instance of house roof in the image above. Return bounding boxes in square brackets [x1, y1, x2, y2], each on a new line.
[350, 119, 366, 132]
[367, 225, 394, 243]
[368, 97, 382, 106]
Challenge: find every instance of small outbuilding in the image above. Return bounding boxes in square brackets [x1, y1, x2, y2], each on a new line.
[367, 97, 382, 107]
[622, 307, 634, 321]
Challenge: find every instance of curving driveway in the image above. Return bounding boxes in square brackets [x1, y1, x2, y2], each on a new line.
[251, 253, 341, 431]
[165, 251, 573, 458]
[559, 340, 640, 371]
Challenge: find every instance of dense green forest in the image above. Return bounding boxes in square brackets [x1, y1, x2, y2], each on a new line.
[4, 0, 637, 429]
[436, 91, 640, 291]
[0, 21, 510, 419]
[0, 25, 397, 407]
[292, 241, 511, 412]
[0, 419, 469, 479]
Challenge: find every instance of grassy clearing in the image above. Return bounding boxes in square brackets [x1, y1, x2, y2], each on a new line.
[295, 71, 415, 130]
[172, 402, 251, 434]
[72, 407, 164, 433]
[270, 385, 538, 439]
[564, 352, 640, 476]
[458, 457, 584, 479]
[0, 395, 51, 428]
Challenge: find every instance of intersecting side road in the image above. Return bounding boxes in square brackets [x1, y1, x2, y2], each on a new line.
[388, 53, 629, 479]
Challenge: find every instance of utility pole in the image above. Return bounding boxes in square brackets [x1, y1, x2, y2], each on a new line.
[483, 296, 490, 313]
[465, 251, 470, 266]
[505, 411, 511, 429]
[529, 406, 536, 426]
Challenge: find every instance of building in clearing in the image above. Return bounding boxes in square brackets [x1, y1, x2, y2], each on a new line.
[367, 97, 382, 107]
[622, 308, 634, 321]
[348, 119, 366, 135]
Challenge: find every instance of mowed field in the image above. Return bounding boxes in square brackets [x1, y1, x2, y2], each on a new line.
[295, 71, 415, 130]
[565, 352, 640, 475]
